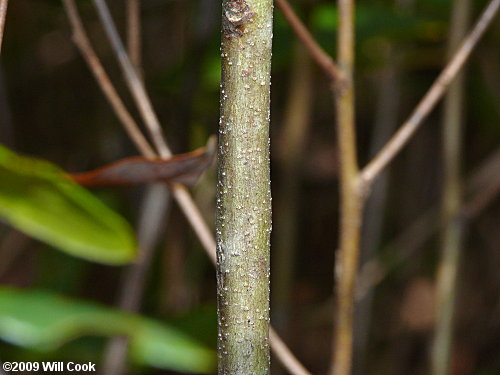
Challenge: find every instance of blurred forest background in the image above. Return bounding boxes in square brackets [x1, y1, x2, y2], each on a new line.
[0, 0, 498, 374]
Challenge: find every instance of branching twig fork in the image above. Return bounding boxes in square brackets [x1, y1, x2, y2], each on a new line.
[62, 0, 155, 158]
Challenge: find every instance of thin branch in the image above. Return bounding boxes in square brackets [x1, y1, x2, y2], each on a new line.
[274, 0, 343, 83]
[64, 4, 166, 372]
[62, 0, 156, 158]
[0, 0, 9, 54]
[92, 0, 171, 158]
[432, 0, 470, 374]
[127, 0, 141, 71]
[361, 0, 500, 188]
[63, 3, 309, 374]
[356, 169, 500, 303]
[98, 3, 164, 373]
[330, 0, 363, 374]
[356, 148, 500, 302]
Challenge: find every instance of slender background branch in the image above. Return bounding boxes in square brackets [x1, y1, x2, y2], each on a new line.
[92, 0, 170, 157]
[356, 149, 500, 302]
[361, 0, 500, 188]
[274, 0, 342, 83]
[432, 1, 470, 374]
[95, 2, 172, 373]
[62, 0, 155, 158]
[330, 1, 363, 375]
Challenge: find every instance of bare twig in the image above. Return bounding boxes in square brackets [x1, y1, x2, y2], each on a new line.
[361, 0, 500, 188]
[330, 0, 363, 375]
[274, 0, 343, 83]
[62, 0, 155, 158]
[92, 0, 170, 158]
[432, 1, 470, 374]
[356, 148, 500, 301]
[63, 2, 309, 374]
[0, 0, 9, 54]
[127, 0, 141, 71]
[99, 3, 169, 373]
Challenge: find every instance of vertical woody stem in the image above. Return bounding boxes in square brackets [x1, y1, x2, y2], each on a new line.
[330, 0, 363, 375]
[432, 0, 470, 374]
[216, 0, 273, 374]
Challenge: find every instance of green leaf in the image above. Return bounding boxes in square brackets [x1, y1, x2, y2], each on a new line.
[0, 145, 136, 265]
[0, 288, 216, 373]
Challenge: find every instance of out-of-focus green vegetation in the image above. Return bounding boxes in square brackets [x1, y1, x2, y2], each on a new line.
[0, 287, 216, 373]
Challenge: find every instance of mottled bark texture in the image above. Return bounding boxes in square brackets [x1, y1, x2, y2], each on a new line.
[216, 0, 273, 373]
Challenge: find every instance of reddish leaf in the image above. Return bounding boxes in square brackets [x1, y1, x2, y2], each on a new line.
[71, 137, 216, 187]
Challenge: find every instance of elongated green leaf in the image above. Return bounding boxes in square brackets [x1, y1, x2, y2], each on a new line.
[0, 145, 136, 264]
[0, 288, 216, 373]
